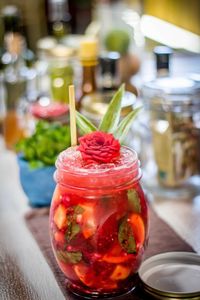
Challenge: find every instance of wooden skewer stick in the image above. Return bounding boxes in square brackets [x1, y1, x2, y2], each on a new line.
[69, 85, 77, 146]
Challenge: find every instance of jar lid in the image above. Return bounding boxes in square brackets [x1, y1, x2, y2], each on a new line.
[139, 252, 200, 299]
[143, 77, 199, 95]
[142, 77, 200, 110]
[47, 45, 75, 58]
[81, 91, 136, 122]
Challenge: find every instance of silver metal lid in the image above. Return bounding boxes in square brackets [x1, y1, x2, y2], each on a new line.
[142, 77, 200, 111]
[139, 252, 200, 299]
[143, 77, 199, 95]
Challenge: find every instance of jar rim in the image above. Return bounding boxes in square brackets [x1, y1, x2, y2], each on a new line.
[56, 146, 138, 175]
[55, 146, 141, 189]
[143, 77, 200, 95]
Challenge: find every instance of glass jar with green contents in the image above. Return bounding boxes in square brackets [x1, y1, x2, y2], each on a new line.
[142, 77, 200, 188]
[48, 45, 74, 104]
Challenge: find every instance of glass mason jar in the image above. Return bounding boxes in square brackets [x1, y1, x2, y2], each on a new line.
[47, 45, 75, 104]
[49, 146, 149, 298]
[142, 77, 200, 188]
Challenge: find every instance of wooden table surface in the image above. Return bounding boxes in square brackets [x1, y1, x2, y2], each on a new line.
[0, 149, 65, 300]
[1, 145, 200, 300]
[1, 52, 200, 300]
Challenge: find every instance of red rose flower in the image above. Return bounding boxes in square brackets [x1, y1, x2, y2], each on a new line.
[78, 131, 120, 164]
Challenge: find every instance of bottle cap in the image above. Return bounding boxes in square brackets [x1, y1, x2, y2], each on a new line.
[99, 52, 120, 90]
[99, 52, 120, 75]
[154, 46, 172, 73]
[1, 5, 21, 33]
[79, 38, 98, 65]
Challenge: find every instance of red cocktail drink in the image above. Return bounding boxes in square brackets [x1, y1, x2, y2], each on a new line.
[49, 146, 148, 298]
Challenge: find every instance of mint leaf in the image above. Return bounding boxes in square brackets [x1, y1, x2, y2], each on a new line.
[127, 189, 141, 213]
[114, 107, 142, 143]
[65, 223, 80, 242]
[56, 250, 82, 264]
[76, 111, 97, 134]
[98, 84, 124, 133]
[74, 205, 84, 214]
[65, 205, 84, 242]
[118, 218, 136, 254]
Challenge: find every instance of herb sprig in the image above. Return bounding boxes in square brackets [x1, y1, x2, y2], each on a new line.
[16, 120, 71, 168]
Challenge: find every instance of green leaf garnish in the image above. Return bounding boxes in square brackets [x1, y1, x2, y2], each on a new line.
[65, 222, 80, 242]
[65, 205, 84, 242]
[99, 84, 124, 133]
[76, 83, 141, 143]
[127, 189, 141, 213]
[56, 250, 82, 264]
[76, 111, 97, 134]
[114, 107, 142, 143]
[118, 217, 136, 254]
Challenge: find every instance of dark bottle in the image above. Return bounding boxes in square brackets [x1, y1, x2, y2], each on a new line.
[80, 51, 136, 126]
[153, 46, 172, 77]
[99, 51, 120, 92]
[47, 0, 71, 39]
[1, 5, 21, 34]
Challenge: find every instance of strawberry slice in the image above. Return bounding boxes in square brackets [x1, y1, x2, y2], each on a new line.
[95, 213, 118, 253]
[53, 204, 67, 230]
[54, 231, 65, 245]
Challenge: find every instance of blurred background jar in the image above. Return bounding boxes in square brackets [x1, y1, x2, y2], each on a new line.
[142, 76, 200, 189]
[47, 45, 74, 104]
[30, 97, 69, 127]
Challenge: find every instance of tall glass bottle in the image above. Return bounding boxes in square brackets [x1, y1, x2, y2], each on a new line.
[1, 5, 27, 149]
[80, 51, 120, 124]
[78, 38, 98, 110]
[80, 51, 136, 127]
[47, 0, 71, 39]
[99, 51, 120, 92]
[0, 54, 6, 140]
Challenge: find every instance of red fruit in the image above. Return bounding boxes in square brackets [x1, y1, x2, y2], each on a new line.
[58, 261, 77, 281]
[102, 243, 132, 263]
[54, 231, 65, 246]
[95, 213, 118, 253]
[74, 263, 94, 287]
